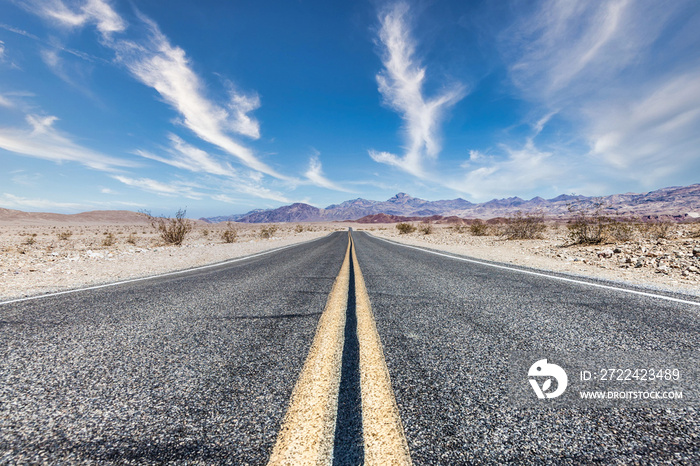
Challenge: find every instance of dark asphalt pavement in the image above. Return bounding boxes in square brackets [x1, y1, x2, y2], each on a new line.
[0, 232, 348, 464]
[2, 230, 699, 464]
[352, 232, 699, 464]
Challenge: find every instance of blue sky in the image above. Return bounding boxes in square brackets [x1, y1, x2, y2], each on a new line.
[1, 0, 699, 217]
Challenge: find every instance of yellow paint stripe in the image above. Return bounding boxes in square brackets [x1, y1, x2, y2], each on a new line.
[268, 234, 351, 466]
[351, 234, 413, 465]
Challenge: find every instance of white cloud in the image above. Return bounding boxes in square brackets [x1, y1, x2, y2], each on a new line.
[585, 71, 700, 184]
[0, 94, 13, 108]
[133, 135, 292, 202]
[112, 175, 204, 199]
[453, 140, 563, 200]
[30, 0, 125, 36]
[11, 171, 43, 187]
[496, 0, 700, 193]
[0, 113, 137, 171]
[0, 23, 40, 40]
[226, 86, 261, 139]
[111, 14, 286, 179]
[304, 153, 352, 192]
[211, 194, 240, 204]
[25, 0, 288, 181]
[369, 2, 466, 177]
[503, 0, 666, 102]
[0, 192, 86, 210]
[135, 134, 238, 178]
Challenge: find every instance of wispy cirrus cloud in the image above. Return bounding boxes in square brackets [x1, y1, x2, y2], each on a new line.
[111, 14, 286, 178]
[585, 71, 700, 184]
[497, 0, 700, 190]
[369, 2, 466, 178]
[0, 192, 86, 211]
[133, 135, 292, 202]
[0, 94, 13, 108]
[0, 113, 137, 171]
[135, 134, 238, 178]
[304, 152, 352, 192]
[112, 175, 204, 199]
[26, 0, 289, 181]
[26, 0, 126, 35]
[454, 139, 564, 200]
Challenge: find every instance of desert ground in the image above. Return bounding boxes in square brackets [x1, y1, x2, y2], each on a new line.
[361, 221, 700, 297]
[0, 219, 338, 300]
[1, 216, 699, 300]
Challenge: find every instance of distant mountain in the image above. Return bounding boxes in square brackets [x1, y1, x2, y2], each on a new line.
[199, 209, 268, 223]
[231, 203, 323, 223]
[201, 184, 700, 223]
[0, 209, 151, 225]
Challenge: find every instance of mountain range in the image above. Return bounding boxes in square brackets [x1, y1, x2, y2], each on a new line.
[201, 184, 700, 223]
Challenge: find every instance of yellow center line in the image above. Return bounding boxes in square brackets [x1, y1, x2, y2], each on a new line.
[268, 234, 351, 465]
[268, 231, 411, 465]
[351, 234, 412, 465]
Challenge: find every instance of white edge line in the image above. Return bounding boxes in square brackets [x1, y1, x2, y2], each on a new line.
[0, 234, 331, 306]
[371, 235, 700, 308]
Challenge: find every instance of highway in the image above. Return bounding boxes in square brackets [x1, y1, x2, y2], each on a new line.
[1, 230, 698, 464]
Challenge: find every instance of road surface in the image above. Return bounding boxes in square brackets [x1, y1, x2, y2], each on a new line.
[1, 230, 698, 464]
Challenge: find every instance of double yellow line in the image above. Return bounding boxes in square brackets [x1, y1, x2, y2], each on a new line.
[268, 232, 411, 465]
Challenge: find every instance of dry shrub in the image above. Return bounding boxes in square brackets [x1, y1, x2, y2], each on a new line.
[102, 232, 116, 247]
[639, 220, 673, 240]
[504, 211, 546, 240]
[607, 221, 635, 242]
[451, 224, 467, 234]
[222, 222, 239, 243]
[567, 201, 610, 245]
[259, 224, 278, 239]
[469, 219, 489, 236]
[57, 231, 72, 241]
[24, 234, 37, 246]
[126, 233, 138, 245]
[295, 224, 305, 233]
[396, 223, 416, 234]
[143, 208, 193, 246]
[419, 224, 433, 235]
[691, 223, 700, 238]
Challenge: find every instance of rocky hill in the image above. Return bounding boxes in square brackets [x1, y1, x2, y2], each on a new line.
[202, 184, 700, 223]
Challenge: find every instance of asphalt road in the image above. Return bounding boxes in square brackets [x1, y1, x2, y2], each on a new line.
[1, 230, 699, 464]
[352, 231, 700, 464]
[0, 232, 348, 464]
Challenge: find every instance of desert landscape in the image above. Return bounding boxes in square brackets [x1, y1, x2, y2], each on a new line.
[0, 210, 339, 301]
[2, 207, 698, 301]
[363, 221, 700, 296]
